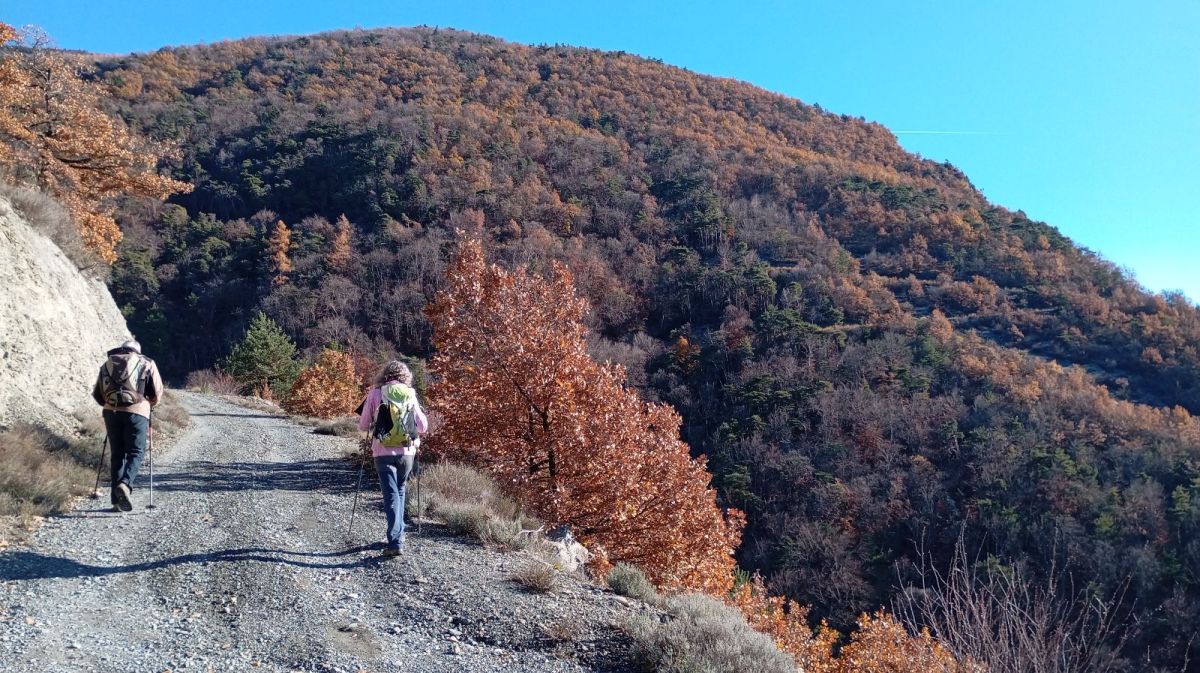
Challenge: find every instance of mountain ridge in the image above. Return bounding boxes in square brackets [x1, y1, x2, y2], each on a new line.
[88, 27, 1200, 670]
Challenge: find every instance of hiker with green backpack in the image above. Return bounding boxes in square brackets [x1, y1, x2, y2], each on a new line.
[357, 360, 428, 557]
[91, 340, 163, 512]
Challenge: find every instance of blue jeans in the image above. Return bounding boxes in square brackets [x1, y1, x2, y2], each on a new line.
[374, 454, 414, 550]
[103, 410, 148, 502]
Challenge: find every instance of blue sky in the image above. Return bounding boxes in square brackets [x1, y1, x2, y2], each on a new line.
[8, 1, 1199, 299]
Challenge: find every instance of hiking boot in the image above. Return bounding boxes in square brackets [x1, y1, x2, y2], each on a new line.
[113, 482, 133, 512]
[382, 547, 403, 558]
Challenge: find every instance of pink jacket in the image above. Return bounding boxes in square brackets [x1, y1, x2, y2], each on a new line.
[357, 381, 428, 457]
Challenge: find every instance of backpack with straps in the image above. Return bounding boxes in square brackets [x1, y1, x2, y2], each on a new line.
[372, 383, 419, 448]
[100, 353, 150, 408]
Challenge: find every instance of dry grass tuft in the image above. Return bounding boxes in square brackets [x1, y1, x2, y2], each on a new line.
[0, 423, 95, 518]
[0, 395, 191, 521]
[217, 394, 285, 415]
[312, 417, 360, 437]
[409, 463, 542, 550]
[542, 616, 582, 642]
[437, 500, 493, 538]
[512, 561, 557, 593]
[607, 562, 660, 604]
[0, 181, 107, 276]
[151, 390, 191, 436]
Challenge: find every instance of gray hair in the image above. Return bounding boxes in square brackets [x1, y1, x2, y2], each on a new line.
[120, 339, 142, 354]
[374, 360, 413, 387]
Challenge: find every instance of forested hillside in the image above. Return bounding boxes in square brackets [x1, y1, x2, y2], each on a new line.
[95, 29, 1199, 669]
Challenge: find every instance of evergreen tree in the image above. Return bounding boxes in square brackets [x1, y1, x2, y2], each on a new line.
[222, 312, 302, 398]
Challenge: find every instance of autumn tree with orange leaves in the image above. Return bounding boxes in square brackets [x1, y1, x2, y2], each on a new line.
[283, 348, 362, 418]
[267, 220, 293, 286]
[729, 573, 974, 672]
[426, 235, 743, 593]
[0, 23, 190, 263]
[326, 214, 353, 273]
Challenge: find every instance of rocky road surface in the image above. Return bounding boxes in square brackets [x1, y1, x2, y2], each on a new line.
[0, 393, 640, 673]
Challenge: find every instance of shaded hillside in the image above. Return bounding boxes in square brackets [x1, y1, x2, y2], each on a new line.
[95, 29, 1200, 670]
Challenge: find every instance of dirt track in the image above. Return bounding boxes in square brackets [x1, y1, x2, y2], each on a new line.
[0, 393, 637, 673]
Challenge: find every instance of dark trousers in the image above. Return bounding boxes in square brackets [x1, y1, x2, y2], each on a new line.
[374, 454, 414, 550]
[103, 410, 148, 501]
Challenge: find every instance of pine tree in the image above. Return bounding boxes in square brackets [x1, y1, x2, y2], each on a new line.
[222, 312, 302, 399]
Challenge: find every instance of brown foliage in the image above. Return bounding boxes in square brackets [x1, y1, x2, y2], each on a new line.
[0, 23, 190, 262]
[283, 348, 362, 418]
[268, 219, 293, 286]
[732, 576, 972, 673]
[730, 574, 839, 668]
[834, 612, 971, 673]
[326, 213, 353, 273]
[426, 236, 743, 593]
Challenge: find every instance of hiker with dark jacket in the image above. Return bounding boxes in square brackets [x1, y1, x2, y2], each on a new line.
[92, 339, 164, 512]
[357, 361, 428, 557]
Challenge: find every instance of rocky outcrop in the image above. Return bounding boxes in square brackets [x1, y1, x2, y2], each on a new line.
[0, 196, 130, 432]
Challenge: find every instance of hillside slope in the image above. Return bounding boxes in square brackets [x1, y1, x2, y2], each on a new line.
[92, 29, 1200, 670]
[0, 393, 642, 672]
[0, 196, 129, 432]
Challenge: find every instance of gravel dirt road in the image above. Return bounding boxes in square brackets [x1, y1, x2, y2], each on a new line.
[0, 393, 639, 673]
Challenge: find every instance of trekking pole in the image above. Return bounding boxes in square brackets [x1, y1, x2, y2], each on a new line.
[347, 449, 366, 537]
[90, 433, 109, 499]
[414, 450, 422, 536]
[147, 411, 156, 510]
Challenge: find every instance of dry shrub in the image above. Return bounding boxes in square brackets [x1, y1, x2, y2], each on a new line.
[512, 561, 557, 593]
[410, 462, 541, 550]
[725, 573, 973, 673]
[312, 417, 359, 437]
[223, 394, 285, 415]
[184, 368, 240, 394]
[542, 616, 582, 642]
[893, 535, 1128, 673]
[730, 573, 838, 667]
[0, 423, 94, 518]
[284, 349, 362, 418]
[438, 500, 493, 538]
[150, 390, 190, 436]
[834, 612, 967, 673]
[0, 181, 107, 275]
[607, 563, 660, 604]
[476, 515, 540, 551]
[628, 593, 796, 673]
[417, 462, 523, 520]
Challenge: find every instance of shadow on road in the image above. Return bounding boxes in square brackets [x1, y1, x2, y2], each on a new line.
[0, 545, 385, 581]
[152, 459, 358, 494]
[188, 412, 284, 420]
